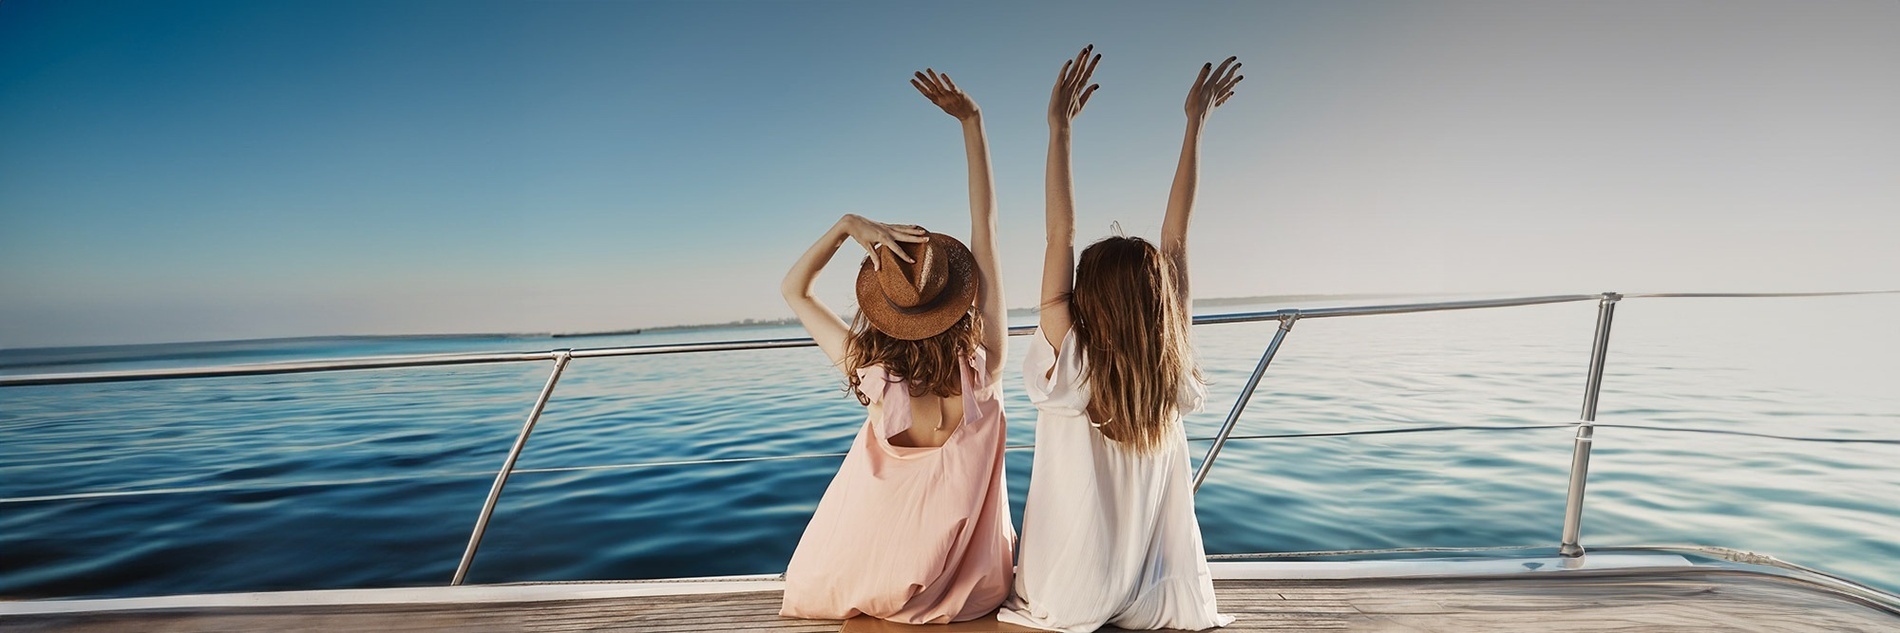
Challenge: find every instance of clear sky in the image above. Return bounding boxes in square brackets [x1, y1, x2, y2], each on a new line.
[2, 0, 1895, 348]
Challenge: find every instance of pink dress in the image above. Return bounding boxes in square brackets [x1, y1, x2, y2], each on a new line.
[780, 349, 1015, 624]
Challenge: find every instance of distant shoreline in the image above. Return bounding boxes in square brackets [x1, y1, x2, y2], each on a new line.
[562, 317, 804, 338]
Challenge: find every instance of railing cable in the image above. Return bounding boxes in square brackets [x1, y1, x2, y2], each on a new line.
[1208, 544, 1548, 560]
[1593, 423, 1900, 445]
[1214, 423, 1571, 442]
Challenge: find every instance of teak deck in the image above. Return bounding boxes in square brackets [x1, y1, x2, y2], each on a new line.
[4, 569, 1896, 632]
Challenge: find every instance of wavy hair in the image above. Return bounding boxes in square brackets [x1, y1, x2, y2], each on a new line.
[844, 308, 982, 406]
[1069, 236, 1199, 453]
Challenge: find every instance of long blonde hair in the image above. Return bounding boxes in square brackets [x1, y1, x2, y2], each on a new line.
[843, 309, 982, 406]
[1069, 236, 1199, 453]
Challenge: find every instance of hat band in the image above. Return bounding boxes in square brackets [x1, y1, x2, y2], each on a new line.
[884, 290, 951, 317]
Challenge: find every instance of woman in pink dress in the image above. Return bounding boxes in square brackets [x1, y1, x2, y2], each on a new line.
[777, 67, 1013, 624]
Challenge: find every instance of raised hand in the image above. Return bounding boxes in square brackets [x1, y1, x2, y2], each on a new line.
[1185, 56, 1242, 122]
[912, 69, 980, 121]
[1048, 44, 1101, 126]
[842, 215, 929, 271]
[912, 67, 1006, 374]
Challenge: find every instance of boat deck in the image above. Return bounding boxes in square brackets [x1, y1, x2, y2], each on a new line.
[5, 567, 1896, 632]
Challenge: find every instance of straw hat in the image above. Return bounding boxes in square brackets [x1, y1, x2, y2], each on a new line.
[854, 232, 979, 341]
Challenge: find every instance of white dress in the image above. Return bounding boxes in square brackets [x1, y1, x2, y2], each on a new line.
[998, 328, 1233, 632]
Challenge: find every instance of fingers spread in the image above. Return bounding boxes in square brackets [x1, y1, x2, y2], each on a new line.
[1080, 53, 1101, 85]
[1213, 55, 1237, 79]
[1078, 84, 1099, 109]
[1070, 46, 1092, 83]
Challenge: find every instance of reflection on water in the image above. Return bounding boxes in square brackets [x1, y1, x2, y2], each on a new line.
[2, 295, 1896, 598]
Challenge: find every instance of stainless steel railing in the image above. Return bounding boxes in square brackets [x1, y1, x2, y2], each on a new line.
[1561, 293, 1618, 559]
[4, 290, 1894, 585]
[0, 294, 1614, 389]
[1185, 293, 1609, 493]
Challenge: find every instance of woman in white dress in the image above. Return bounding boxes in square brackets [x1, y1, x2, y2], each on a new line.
[997, 45, 1243, 632]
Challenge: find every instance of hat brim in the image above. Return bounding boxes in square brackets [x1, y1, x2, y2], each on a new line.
[854, 233, 979, 341]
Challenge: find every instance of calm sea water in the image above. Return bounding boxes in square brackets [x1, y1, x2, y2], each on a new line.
[3, 295, 1897, 599]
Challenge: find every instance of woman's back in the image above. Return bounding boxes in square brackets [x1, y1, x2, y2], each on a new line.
[997, 329, 1228, 632]
[876, 388, 965, 448]
[781, 352, 1013, 623]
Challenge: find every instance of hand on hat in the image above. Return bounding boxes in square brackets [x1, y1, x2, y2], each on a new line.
[911, 69, 980, 121]
[1049, 44, 1101, 126]
[842, 214, 928, 271]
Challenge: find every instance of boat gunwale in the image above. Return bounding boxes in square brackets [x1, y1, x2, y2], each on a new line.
[5, 550, 1897, 619]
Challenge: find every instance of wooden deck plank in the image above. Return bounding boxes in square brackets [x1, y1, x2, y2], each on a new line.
[3, 570, 1894, 632]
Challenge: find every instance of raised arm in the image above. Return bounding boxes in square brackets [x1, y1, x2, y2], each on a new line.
[781, 214, 928, 371]
[1161, 56, 1242, 312]
[911, 69, 1005, 377]
[1040, 45, 1101, 349]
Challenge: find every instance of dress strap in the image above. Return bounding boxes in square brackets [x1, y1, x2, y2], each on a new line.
[857, 366, 916, 439]
[963, 346, 990, 392]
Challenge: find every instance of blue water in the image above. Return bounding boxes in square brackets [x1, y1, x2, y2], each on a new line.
[3, 295, 1897, 599]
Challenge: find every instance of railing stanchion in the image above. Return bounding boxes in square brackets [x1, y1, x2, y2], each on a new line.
[1193, 312, 1298, 493]
[451, 350, 573, 585]
[1560, 293, 1620, 560]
